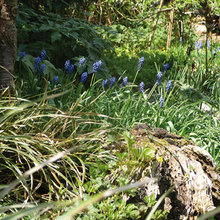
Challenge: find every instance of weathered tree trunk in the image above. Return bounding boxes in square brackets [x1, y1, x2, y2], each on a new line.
[107, 124, 220, 219]
[131, 125, 220, 219]
[0, 0, 17, 89]
[166, 0, 174, 49]
[148, 0, 164, 47]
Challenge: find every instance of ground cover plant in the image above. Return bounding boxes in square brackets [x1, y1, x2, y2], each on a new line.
[0, 0, 219, 219]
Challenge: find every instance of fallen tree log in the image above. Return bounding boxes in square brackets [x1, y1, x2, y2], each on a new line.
[107, 124, 220, 219]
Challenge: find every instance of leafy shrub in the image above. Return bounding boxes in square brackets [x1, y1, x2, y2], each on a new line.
[17, 4, 112, 79]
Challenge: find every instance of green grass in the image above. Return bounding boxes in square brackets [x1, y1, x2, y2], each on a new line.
[1, 23, 220, 219]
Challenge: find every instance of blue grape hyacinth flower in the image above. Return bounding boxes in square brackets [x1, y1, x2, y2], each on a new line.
[92, 60, 102, 73]
[180, 37, 182, 43]
[67, 64, 74, 74]
[207, 39, 210, 49]
[159, 96, 164, 108]
[54, 76, 59, 85]
[163, 63, 169, 72]
[39, 64, 45, 74]
[195, 41, 202, 50]
[109, 77, 116, 88]
[137, 57, 144, 70]
[156, 71, 163, 85]
[64, 60, 70, 71]
[102, 79, 108, 88]
[34, 56, 41, 72]
[139, 82, 145, 93]
[41, 49, 46, 61]
[19, 51, 26, 61]
[166, 80, 172, 91]
[81, 72, 88, 83]
[121, 76, 128, 87]
[79, 57, 86, 67]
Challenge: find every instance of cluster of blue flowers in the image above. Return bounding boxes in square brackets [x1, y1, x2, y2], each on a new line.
[159, 96, 164, 108]
[102, 79, 108, 88]
[19, 49, 61, 85]
[195, 41, 203, 50]
[138, 59, 171, 108]
[78, 57, 86, 67]
[19, 50, 175, 105]
[139, 82, 145, 93]
[81, 72, 88, 83]
[92, 60, 102, 73]
[19, 51, 26, 61]
[137, 57, 144, 70]
[64, 60, 74, 75]
[33, 50, 46, 74]
[121, 76, 128, 87]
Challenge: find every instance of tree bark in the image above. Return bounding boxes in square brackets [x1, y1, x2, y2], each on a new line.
[166, 0, 174, 49]
[148, 0, 164, 47]
[0, 0, 17, 89]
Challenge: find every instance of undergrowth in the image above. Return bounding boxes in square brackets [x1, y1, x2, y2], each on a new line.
[0, 2, 219, 219]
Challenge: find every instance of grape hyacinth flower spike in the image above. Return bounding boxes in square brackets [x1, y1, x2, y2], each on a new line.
[79, 57, 86, 67]
[41, 49, 46, 61]
[163, 63, 169, 73]
[67, 64, 74, 75]
[54, 76, 59, 85]
[159, 96, 164, 108]
[81, 72, 88, 83]
[156, 71, 163, 85]
[139, 82, 145, 93]
[166, 80, 172, 91]
[195, 41, 202, 50]
[137, 57, 144, 70]
[207, 39, 210, 49]
[92, 60, 102, 73]
[34, 56, 41, 72]
[64, 60, 70, 71]
[109, 77, 116, 88]
[19, 51, 26, 61]
[121, 76, 128, 87]
[180, 37, 182, 43]
[102, 79, 108, 88]
[39, 64, 45, 74]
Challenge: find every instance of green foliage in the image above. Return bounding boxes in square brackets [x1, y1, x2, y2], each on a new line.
[1, 0, 220, 219]
[17, 4, 112, 78]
